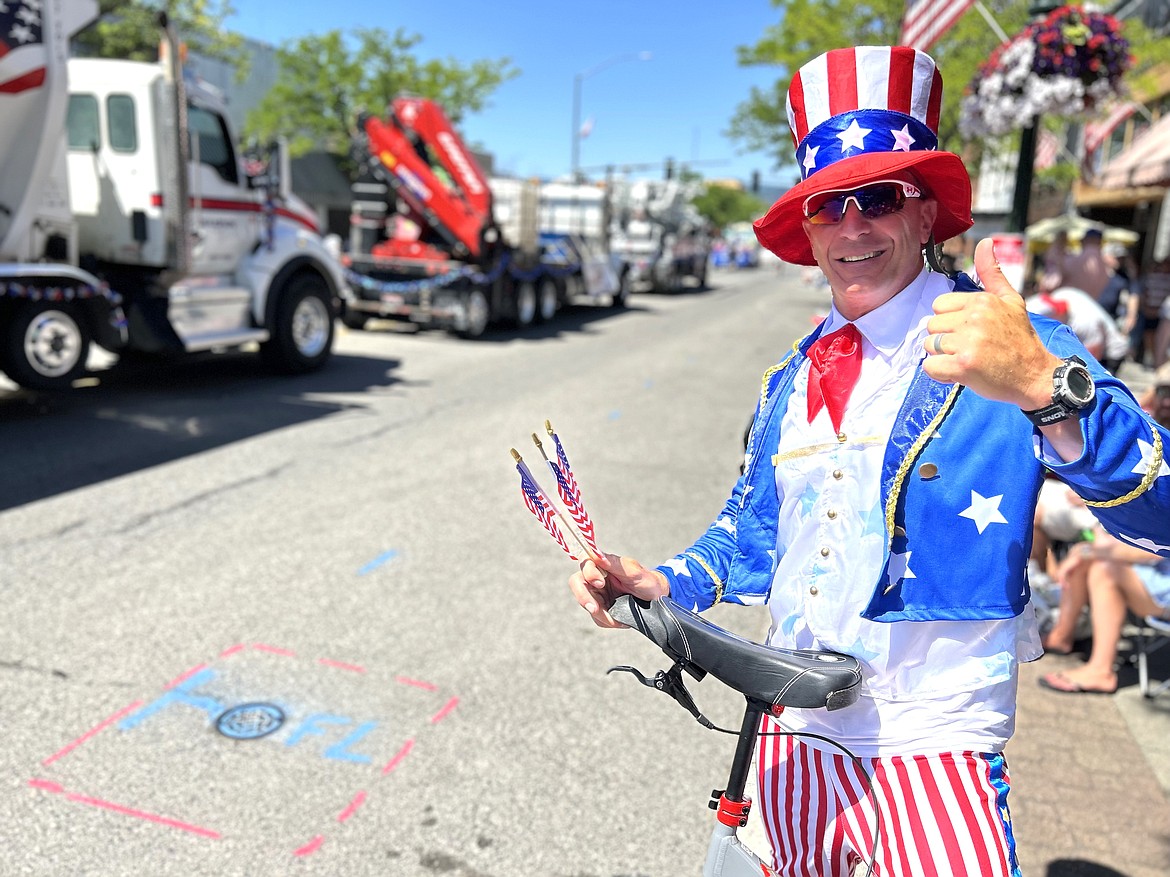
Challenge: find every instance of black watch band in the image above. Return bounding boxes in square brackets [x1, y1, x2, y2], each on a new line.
[1022, 401, 1081, 427]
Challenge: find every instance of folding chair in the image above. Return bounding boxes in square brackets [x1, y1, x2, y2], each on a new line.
[1135, 615, 1170, 699]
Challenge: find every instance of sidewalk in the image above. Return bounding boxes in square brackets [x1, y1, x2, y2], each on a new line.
[1011, 643, 1170, 877]
[1009, 359, 1170, 877]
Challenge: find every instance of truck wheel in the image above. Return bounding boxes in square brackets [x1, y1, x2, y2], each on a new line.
[341, 308, 368, 331]
[610, 270, 632, 308]
[260, 273, 334, 373]
[454, 287, 491, 338]
[536, 278, 558, 322]
[512, 281, 537, 327]
[2, 301, 91, 391]
[695, 258, 709, 290]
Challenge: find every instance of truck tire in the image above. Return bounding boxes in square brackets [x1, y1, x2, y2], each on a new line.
[610, 270, 632, 308]
[535, 278, 558, 322]
[695, 257, 709, 290]
[341, 308, 369, 331]
[453, 287, 490, 338]
[512, 281, 537, 328]
[260, 272, 334, 373]
[2, 300, 91, 391]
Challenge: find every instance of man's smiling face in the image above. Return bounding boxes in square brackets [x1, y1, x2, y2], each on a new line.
[802, 176, 938, 321]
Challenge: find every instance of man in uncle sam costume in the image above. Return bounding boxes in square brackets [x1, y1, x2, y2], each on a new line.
[569, 46, 1170, 876]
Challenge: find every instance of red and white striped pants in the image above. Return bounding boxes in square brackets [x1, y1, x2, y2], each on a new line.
[755, 725, 1020, 877]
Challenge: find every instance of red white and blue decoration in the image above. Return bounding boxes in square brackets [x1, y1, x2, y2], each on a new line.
[511, 422, 601, 563]
[753, 46, 972, 267]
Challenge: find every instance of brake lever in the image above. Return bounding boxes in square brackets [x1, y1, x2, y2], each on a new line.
[607, 662, 714, 729]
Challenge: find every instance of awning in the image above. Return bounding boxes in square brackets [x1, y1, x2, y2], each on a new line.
[1093, 113, 1170, 190]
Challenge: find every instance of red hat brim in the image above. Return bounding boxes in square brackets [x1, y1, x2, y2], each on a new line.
[753, 151, 974, 266]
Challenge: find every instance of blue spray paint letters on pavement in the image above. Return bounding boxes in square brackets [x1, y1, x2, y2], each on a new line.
[119, 668, 381, 765]
[285, 714, 378, 764]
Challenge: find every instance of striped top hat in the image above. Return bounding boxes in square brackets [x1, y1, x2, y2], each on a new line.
[753, 46, 973, 266]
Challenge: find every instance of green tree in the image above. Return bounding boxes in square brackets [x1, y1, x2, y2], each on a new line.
[244, 28, 519, 160]
[75, 0, 245, 68]
[692, 184, 768, 230]
[728, 0, 1030, 173]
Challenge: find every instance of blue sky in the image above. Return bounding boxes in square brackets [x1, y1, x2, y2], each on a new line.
[225, 0, 796, 189]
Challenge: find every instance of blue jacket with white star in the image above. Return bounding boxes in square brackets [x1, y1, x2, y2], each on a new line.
[658, 283, 1170, 623]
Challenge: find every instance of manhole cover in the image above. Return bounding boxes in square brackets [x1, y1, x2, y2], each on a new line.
[215, 703, 285, 740]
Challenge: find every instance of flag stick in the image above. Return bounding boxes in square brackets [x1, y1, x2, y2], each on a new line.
[510, 449, 600, 562]
[532, 429, 600, 554]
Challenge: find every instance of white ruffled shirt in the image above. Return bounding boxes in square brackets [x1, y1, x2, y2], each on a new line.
[766, 270, 1039, 757]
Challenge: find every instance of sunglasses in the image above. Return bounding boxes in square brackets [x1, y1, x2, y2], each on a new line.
[803, 179, 923, 225]
[1157, 385, 1170, 400]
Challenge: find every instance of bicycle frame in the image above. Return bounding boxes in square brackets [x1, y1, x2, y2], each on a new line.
[702, 700, 775, 877]
[605, 595, 868, 877]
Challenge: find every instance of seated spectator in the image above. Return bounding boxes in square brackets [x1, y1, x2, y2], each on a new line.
[1038, 528, 1170, 694]
[1038, 362, 1170, 693]
[1032, 477, 1097, 577]
[1026, 283, 1131, 373]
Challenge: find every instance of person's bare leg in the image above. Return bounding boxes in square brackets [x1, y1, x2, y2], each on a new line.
[1031, 514, 1050, 567]
[1059, 561, 1160, 692]
[1043, 556, 1090, 653]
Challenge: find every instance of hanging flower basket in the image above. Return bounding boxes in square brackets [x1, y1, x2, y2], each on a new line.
[959, 4, 1132, 139]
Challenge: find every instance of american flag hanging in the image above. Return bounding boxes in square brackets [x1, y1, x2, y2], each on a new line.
[516, 456, 577, 561]
[0, 0, 47, 95]
[545, 427, 599, 553]
[899, 0, 976, 52]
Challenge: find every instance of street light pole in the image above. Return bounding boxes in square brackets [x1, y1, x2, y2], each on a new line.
[1007, 1, 1062, 233]
[571, 51, 651, 181]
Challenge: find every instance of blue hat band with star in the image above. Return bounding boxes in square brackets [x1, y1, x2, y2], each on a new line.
[798, 109, 939, 182]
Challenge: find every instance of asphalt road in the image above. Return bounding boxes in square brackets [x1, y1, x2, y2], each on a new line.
[1, 265, 825, 876]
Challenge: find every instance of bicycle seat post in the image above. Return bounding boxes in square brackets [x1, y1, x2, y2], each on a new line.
[722, 700, 766, 803]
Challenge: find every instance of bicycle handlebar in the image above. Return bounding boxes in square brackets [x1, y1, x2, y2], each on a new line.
[610, 595, 862, 711]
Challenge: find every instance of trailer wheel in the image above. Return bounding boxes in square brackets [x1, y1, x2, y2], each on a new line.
[2, 301, 91, 391]
[512, 281, 537, 327]
[535, 278, 558, 322]
[260, 273, 334, 373]
[610, 270, 632, 309]
[695, 257, 709, 290]
[454, 287, 491, 338]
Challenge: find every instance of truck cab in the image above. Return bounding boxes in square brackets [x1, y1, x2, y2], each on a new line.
[0, 2, 347, 392]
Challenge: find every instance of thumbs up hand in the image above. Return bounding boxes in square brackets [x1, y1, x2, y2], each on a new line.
[923, 238, 1064, 411]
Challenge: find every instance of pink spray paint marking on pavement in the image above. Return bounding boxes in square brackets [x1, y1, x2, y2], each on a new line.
[41, 700, 144, 766]
[29, 779, 221, 839]
[27, 642, 459, 860]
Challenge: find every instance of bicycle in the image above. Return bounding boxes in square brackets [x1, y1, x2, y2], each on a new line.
[607, 594, 880, 877]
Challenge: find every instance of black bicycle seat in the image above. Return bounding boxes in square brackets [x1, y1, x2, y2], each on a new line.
[610, 595, 862, 711]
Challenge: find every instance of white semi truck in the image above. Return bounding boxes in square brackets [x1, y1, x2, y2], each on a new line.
[0, 1, 347, 391]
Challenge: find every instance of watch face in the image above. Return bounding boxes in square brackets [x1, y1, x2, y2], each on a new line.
[1064, 365, 1094, 404]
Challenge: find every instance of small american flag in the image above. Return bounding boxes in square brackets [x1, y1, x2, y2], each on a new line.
[1034, 129, 1060, 171]
[0, 0, 46, 95]
[517, 458, 577, 560]
[546, 429, 599, 553]
[899, 0, 976, 52]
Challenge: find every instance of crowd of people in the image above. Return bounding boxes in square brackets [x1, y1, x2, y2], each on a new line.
[1031, 361, 1170, 694]
[1028, 227, 1170, 374]
[1019, 227, 1170, 695]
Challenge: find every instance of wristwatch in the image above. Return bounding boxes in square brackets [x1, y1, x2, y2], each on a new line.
[1022, 356, 1095, 427]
